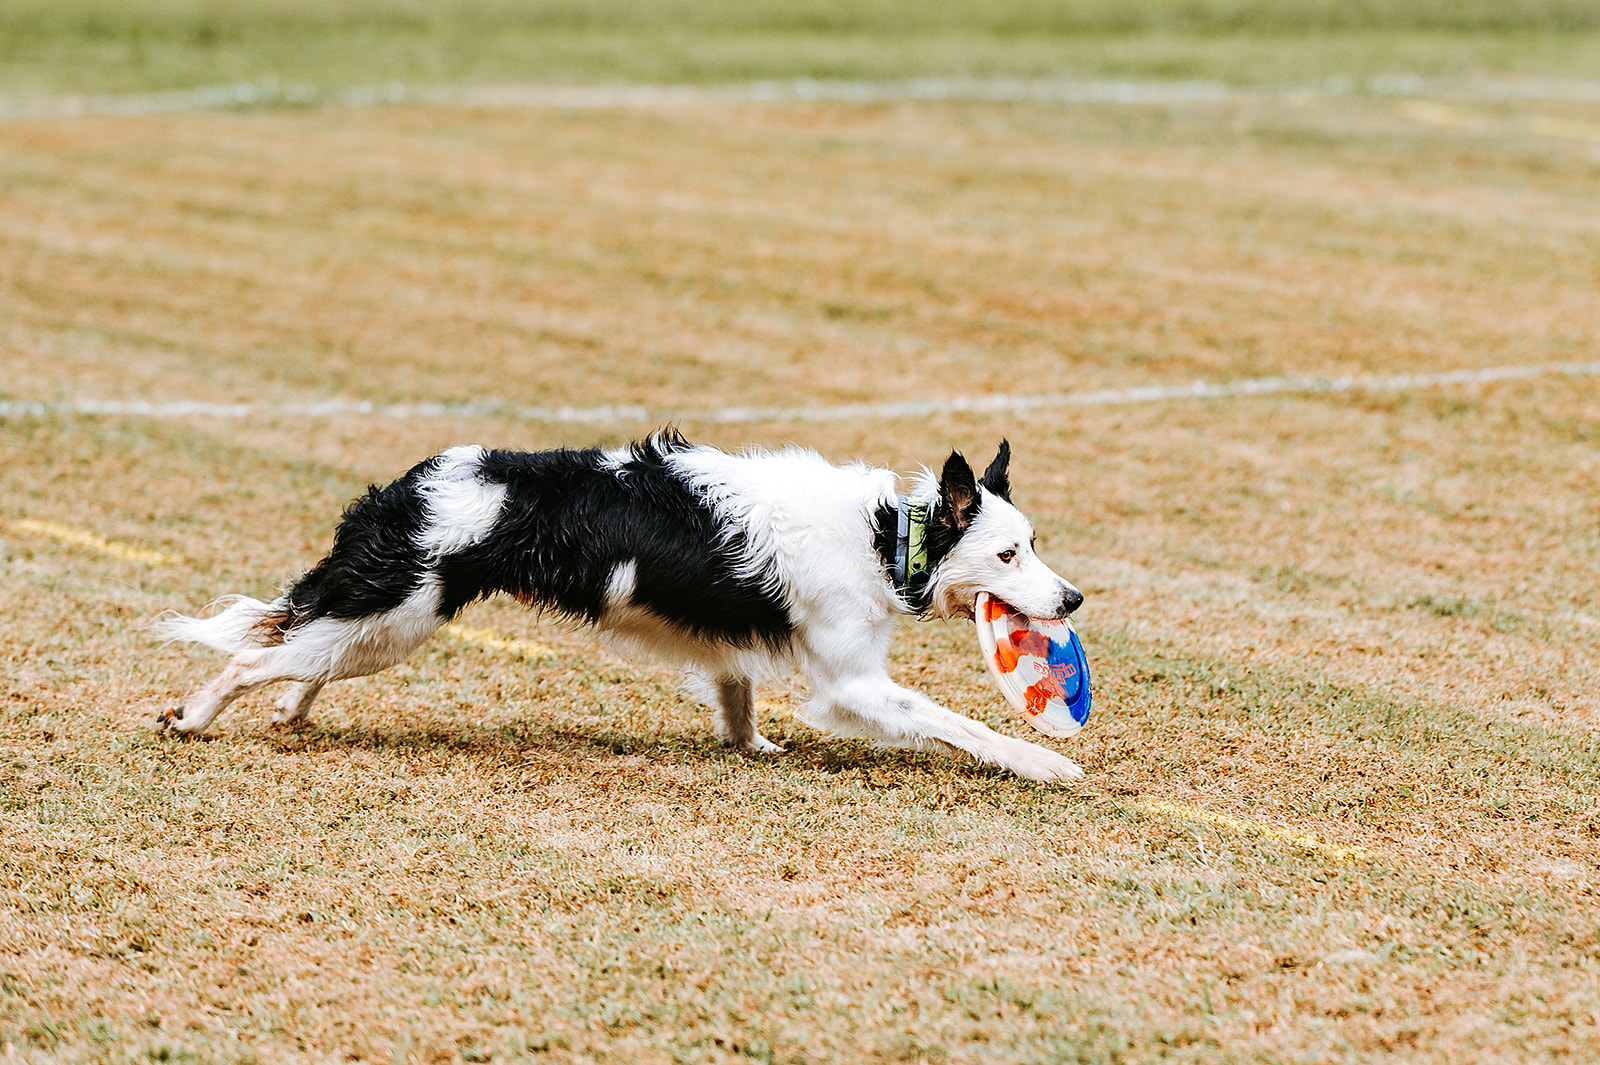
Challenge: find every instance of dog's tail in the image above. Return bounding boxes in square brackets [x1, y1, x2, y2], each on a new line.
[157, 595, 292, 655]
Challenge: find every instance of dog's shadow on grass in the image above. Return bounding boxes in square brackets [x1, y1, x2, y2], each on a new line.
[250, 717, 1025, 786]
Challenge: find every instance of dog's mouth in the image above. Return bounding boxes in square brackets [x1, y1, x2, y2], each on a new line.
[976, 594, 1011, 620]
[985, 598, 1048, 624]
[971, 593, 1018, 623]
[978, 589, 1083, 622]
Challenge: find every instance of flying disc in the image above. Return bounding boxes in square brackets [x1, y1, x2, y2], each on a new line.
[975, 592, 1092, 738]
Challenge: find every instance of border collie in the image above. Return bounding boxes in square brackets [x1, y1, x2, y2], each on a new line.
[158, 431, 1086, 782]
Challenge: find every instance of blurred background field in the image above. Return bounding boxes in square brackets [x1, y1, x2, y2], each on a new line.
[4, 3, 1600, 1064]
[3, 0, 1600, 93]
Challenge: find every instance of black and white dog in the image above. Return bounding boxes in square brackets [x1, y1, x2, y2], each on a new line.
[159, 431, 1086, 782]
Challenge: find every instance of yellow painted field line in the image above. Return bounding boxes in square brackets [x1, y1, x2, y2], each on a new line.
[1135, 798, 1375, 862]
[441, 623, 557, 661]
[443, 625, 793, 712]
[1395, 101, 1600, 145]
[9, 518, 179, 567]
[1396, 99, 1474, 129]
[1530, 114, 1600, 144]
[11, 517, 565, 663]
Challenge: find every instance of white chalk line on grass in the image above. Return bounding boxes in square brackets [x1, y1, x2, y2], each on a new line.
[3, 360, 1598, 428]
[0, 78, 1226, 118]
[4, 74, 1600, 120]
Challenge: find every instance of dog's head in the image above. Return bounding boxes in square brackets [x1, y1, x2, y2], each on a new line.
[923, 441, 1083, 621]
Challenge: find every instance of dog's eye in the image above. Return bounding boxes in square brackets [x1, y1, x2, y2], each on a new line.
[998, 549, 1016, 564]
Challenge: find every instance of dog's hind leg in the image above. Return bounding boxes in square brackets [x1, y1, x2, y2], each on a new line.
[709, 676, 784, 754]
[270, 681, 324, 727]
[162, 578, 447, 735]
[159, 647, 298, 735]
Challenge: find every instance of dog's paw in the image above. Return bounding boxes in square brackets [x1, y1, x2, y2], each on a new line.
[726, 733, 785, 755]
[1008, 746, 1085, 783]
[149, 705, 185, 732]
[151, 705, 210, 738]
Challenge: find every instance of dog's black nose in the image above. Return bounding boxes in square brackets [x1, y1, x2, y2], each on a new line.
[1061, 587, 1084, 616]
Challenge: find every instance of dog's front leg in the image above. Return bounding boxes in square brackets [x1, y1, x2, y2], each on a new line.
[809, 673, 1083, 783]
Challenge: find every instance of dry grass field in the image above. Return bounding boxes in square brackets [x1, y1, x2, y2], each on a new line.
[4, 51, 1600, 1065]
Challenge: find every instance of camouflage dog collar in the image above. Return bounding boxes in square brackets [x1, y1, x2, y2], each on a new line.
[893, 496, 933, 613]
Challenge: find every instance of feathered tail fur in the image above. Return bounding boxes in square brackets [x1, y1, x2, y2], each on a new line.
[158, 595, 290, 655]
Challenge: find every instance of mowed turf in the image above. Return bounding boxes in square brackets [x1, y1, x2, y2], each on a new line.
[3, 89, 1600, 1064]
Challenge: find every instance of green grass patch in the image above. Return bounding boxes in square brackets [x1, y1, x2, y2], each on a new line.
[2, 0, 1600, 93]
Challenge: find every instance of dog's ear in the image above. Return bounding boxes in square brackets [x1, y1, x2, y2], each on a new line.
[938, 450, 981, 532]
[980, 440, 1012, 502]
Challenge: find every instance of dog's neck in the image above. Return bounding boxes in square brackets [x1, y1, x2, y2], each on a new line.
[874, 495, 939, 614]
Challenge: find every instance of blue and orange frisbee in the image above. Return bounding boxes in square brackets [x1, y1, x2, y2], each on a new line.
[975, 592, 1092, 738]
